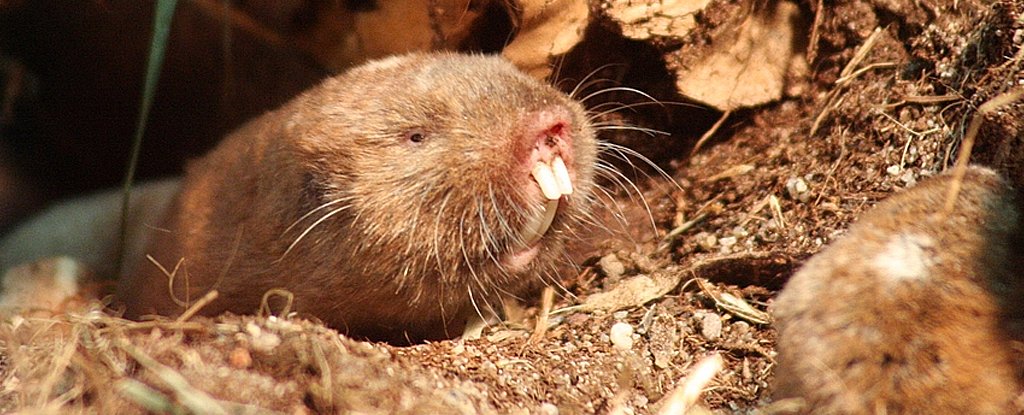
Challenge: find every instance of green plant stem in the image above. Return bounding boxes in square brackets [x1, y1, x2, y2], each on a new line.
[117, 0, 179, 277]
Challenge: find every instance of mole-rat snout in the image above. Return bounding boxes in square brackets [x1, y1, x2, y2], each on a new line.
[516, 108, 581, 252]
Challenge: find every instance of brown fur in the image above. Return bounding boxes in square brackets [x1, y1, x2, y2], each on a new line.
[773, 166, 1024, 414]
[116, 53, 598, 343]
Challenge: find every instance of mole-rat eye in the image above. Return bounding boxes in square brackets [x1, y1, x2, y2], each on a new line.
[404, 129, 427, 144]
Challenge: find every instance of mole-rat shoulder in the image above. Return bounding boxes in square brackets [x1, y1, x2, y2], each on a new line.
[772, 166, 1024, 413]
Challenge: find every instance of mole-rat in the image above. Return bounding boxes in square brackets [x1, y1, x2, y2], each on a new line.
[105, 53, 598, 342]
[773, 166, 1024, 413]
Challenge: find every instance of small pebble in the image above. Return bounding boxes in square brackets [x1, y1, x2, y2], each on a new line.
[599, 254, 626, 279]
[245, 321, 262, 337]
[567, 313, 590, 325]
[785, 177, 811, 202]
[228, 347, 253, 369]
[900, 170, 917, 186]
[254, 333, 282, 351]
[701, 313, 722, 340]
[731, 225, 750, 238]
[732, 321, 750, 336]
[249, 324, 282, 352]
[539, 403, 559, 415]
[610, 322, 635, 350]
[290, 404, 312, 415]
[696, 232, 716, 250]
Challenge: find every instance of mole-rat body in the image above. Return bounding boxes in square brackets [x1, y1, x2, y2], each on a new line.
[117, 53, 598, 342]
[773, 166, 1024, 413]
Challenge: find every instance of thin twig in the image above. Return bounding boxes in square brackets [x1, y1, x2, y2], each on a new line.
[834, 62, 896, 86]
[522, 286, 555, 352]
[175, 290, 219, 323]
[691, 110, 732, 156]
[943, 88, 1024, 214]
[259, 288, 296, 317]
[810, 27, 886, 136]
[806, 0, 824, 63]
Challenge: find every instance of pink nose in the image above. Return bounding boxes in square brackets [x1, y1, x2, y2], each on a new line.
[521, 108, 574, 166]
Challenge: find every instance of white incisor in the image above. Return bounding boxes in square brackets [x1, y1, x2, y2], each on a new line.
[522, 156, 574, 247]
[531, 156, 574, 200]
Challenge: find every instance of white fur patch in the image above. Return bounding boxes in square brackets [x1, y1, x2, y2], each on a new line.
[358, 55, 409, 73]
[52, 257, 81, 295]
[0, 256, 83, 309]
[871, 233, 935, 282]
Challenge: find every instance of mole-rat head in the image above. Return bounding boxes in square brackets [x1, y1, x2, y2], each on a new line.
[291, 53, 598, 290]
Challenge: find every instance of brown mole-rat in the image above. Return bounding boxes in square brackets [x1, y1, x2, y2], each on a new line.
[116, 53, 598, 343]
[773, 166, 1024, 414]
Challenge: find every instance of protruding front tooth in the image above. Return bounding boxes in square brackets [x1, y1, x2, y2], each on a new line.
[532, 162, 562, 200]
[520, 199, 559, 247]
[551, 156, 573, 195]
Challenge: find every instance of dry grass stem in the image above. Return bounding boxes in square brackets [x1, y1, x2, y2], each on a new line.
[695, 278, 770, 325]
[944, 87, 1024, 214]
[691, 110, 732, 156]
[175, 290, 218, 323]
[115, 339, 230, 415]
[657, 353, 724, 415]
[811, 27, 885, 135]
[258, 288, 295, 317]
[525, 286, 555, 348]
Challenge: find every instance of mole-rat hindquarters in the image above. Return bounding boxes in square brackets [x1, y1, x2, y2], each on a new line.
[114, 53, 599, 343]
[773, 166, 1024, 414]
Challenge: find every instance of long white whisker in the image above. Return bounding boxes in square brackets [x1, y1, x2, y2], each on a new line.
[593, 160, 644, 202]
[580, 86, 664, 106]
[456, 212, 509, 324]
[597, 147, 662, 213]
[595, 157, 658, 234]
[488, 185, 517, 247]
[586, 101, 635, 115]
[477, 195, 502, 267]
[432, 194, 452, 275]
[466, 285, 488, 332]
[276, 205, 352, 262]
[599, 141, 683, 192]
[586, 170, 634, 234]
[601, 99, 709, 113]
[458, 214, 489, 294]
[587, 102, 653, 120]
[593, 124, 670, 137]
[591, 173, 638, 236]
[281, 197, 350, 235]
[437, 294, 450, 338]
[548, 258, 580, 301]
[567, 63, 624, 99]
